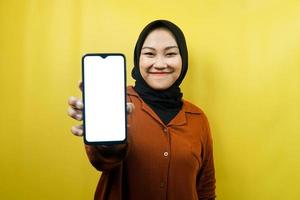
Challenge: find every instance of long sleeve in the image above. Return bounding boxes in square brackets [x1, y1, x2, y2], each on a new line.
[84, 143, 128, 171]
[197, 114, 216, 200]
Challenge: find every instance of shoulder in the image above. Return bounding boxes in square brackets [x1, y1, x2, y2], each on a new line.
[182, 99, 211, 135]
[126, 86, 138, 97]
[126, 85, 140, 102]
[126, 85, 138, 99]
[182, 99, 206, 115]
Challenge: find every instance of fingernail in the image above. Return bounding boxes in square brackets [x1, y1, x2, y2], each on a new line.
[76, 114, 82, 120]
[76, 101, 83, 109]
[127, 105, 132, 113]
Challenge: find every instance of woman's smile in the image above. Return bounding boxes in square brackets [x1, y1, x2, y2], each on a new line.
[148, 71, 173, 76]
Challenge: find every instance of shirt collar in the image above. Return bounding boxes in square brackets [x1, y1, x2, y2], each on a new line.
[127, 86, 202, 126]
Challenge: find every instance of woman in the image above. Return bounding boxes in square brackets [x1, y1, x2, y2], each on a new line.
[68, 20, 216, 200]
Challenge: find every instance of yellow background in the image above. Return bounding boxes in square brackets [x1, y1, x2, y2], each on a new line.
[1, 0, 300, 199]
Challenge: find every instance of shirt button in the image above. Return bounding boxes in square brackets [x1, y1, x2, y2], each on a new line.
[160, 181, 165, 188]
[163, 152, 169, 157]
[163, 128, 168, 133]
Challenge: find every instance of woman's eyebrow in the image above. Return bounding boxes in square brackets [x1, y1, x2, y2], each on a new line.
[165, 46, 179, 50]
[141, 46, 179, 50]
[141, 47, 155, 50]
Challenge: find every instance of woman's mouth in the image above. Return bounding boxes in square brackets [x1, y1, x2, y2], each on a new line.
[148, 72, 172, 76]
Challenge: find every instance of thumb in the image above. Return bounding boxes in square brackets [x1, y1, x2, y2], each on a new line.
[127, 102, 134, 114]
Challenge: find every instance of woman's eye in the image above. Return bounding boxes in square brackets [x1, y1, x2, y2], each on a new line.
[143, 52, 154, 56]
[166, 52, 177, 56]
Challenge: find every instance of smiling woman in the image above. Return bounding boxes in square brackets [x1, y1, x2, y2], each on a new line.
[67, 19, 216, 200]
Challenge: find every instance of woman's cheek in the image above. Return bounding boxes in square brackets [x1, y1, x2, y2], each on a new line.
[167, 56, 182, 67]
[139, 57, 152, 70]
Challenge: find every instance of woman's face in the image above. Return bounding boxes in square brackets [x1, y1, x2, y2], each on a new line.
[139, 28, 182, 90]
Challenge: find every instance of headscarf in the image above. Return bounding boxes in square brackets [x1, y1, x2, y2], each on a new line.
[132, 19, 188, 125]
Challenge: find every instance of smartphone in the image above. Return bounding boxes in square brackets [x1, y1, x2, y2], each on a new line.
[82, 53, 127, 145]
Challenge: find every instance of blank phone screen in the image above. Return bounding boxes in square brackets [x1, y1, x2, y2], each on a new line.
[82, 54, 126, 144]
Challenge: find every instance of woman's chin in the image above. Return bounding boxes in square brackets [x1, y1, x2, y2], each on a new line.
[147, 83, 171, 90]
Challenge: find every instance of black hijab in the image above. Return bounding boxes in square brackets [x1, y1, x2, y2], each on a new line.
[132, 19, 188, 125]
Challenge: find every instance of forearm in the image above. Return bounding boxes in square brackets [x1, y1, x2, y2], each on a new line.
[84, 143, 128, 171]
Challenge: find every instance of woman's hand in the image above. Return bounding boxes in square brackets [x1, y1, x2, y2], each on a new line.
[67, 81, 134, 137]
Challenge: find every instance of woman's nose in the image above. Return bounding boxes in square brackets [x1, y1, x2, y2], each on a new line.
[153, 56, 167, 69]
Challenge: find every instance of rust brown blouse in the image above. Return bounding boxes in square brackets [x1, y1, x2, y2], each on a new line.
[85, 86, 216, 200]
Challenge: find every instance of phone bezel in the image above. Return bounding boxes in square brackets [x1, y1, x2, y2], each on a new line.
[81, 53, 127, 145]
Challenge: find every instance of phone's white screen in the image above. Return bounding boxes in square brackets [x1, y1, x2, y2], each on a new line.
[83, 55, 126, 143]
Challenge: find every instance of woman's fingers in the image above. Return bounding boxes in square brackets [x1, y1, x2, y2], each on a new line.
[68, 96, 83, 110]
[68, 106, 83, 121]
[68, 81, 84, 137]
[127, 102, 135, 114]
[71, 124, 83, 136]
